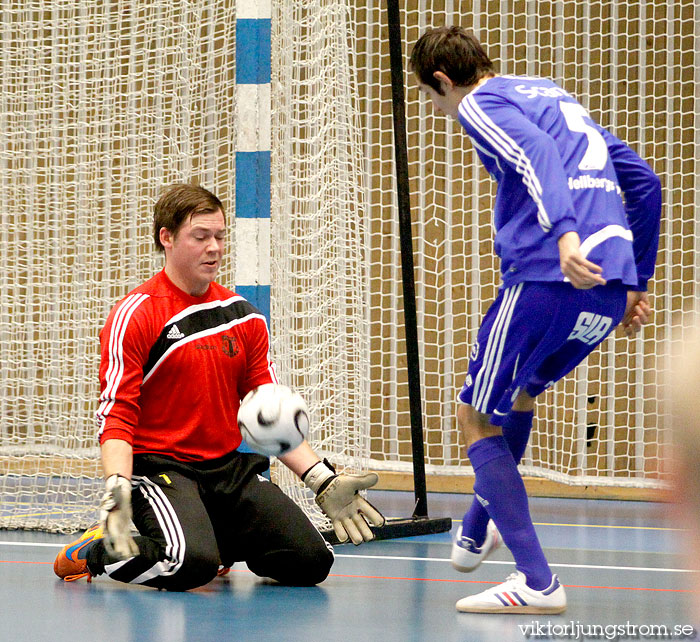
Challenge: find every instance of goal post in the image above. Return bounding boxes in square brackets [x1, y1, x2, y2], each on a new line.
[268, 0, 451, 539]
[386, 0, 450, 534]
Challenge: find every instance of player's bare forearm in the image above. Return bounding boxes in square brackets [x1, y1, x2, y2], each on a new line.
[558, 231, 606, 289]
[620, 290, 650, 337]
[101, 438, 134, 480]
[278, 440, 321, 478]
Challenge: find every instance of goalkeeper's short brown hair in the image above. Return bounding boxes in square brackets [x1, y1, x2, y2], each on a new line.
[153, 184, 224, 252]
[409, 26, 495, 95]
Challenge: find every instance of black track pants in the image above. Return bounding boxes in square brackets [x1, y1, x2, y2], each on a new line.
[87, 450, 334, 591]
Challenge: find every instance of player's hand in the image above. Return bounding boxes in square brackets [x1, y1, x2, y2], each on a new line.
[99, 474, 139, 560]
[303, 460, 386, 545]
[620, 291, 650, 337]
[316, 473, 386, 545]
[558, 231, 606, 289]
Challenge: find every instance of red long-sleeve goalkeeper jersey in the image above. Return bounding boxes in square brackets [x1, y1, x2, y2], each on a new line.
[96, 270, 278, 461]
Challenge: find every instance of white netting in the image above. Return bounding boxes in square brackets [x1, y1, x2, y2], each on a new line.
[353, 1, 698, 488]
[268, 1, 371, 527]
[0, 2, 238, 531]
[1, 0, 696, 533]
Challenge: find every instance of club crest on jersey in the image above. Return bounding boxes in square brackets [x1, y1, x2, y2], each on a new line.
[221, 334, 239, 358]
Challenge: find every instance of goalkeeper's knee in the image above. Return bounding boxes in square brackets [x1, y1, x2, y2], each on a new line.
[248, 543, 333, 586]
[156, 551, 220, 591]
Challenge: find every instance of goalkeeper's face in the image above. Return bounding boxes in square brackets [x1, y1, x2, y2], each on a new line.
[160, 208, 226, 296]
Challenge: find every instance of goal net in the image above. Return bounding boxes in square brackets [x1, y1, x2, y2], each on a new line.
[274, 0, 697, 498]
[0, 2, 241, 531]
[0, 1, 695, 532]
[354, 0, 700, 490]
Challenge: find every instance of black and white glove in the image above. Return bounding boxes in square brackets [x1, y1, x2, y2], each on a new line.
[303, 460, 386, 545]
[99, 474, 139, 560]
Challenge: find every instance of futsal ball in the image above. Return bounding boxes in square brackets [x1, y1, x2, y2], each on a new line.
[237, 383, 310, 457]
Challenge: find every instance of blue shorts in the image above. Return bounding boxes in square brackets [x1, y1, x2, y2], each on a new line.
[458, 281, 627, 426]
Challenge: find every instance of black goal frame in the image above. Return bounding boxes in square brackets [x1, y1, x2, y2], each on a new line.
[322, 0, 452, 545]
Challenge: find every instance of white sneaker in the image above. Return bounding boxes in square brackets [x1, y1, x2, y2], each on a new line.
[456, 571, 567, 614]
[451, 520, 501, 572]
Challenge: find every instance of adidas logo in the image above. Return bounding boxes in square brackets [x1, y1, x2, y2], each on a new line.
[166, 324, 185, 340]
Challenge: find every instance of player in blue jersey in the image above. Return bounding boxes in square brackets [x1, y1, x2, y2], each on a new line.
[410, 27, 662, 614]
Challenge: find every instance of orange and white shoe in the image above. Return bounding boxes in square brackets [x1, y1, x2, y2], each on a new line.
[53, 523, 103, 582]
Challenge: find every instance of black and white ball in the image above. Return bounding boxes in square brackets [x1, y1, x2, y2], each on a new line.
[237, 383, 310, 457]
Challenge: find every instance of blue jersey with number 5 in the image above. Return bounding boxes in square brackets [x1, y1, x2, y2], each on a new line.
[457, 76, 661, 290]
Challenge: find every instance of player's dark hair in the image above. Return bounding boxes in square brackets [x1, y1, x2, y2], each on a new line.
[153, 183, 224, 252]
[409, 26, 495, 95]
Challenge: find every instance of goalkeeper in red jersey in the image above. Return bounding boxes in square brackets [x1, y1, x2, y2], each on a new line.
[54, 183, 384, 590]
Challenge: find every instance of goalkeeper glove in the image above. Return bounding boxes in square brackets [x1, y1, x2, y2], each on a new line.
[99, 474, 139, 560]
[302, 460, 385, 545]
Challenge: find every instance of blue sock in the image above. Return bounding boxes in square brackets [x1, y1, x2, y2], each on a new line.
[468, 434, 552, 591]
[460, 411, 533, 545]
[460, 492, 491, 546]
[502, 410, 534, 463]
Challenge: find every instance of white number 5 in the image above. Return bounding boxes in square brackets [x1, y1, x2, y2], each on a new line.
[560, 102, 608, 171]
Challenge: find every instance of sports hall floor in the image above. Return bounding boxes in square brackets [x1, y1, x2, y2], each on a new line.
[0, 489, 696, 642]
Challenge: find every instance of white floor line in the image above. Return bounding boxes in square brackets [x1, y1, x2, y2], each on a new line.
[0, 541, 64, 548]
[2, 541, 694, 574]
[333, 553, 696, 574]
